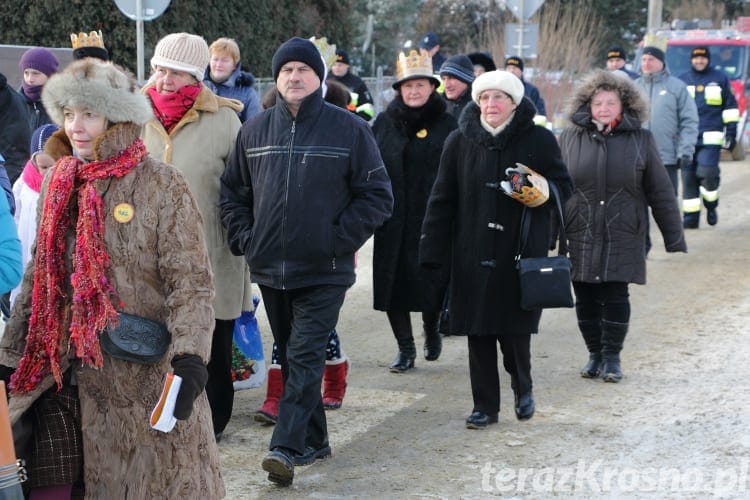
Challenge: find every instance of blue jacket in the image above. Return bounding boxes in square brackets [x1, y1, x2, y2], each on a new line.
[220, 88, 394, 290]
[522, 80, 546, 116]
[678, 66, 739, 146]
[0, 159, 14, 214]
[0, 185, 22, 294]
[204, 65, 261, 123]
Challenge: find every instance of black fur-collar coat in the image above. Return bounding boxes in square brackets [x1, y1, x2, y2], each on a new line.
[420, 97, 573, 336]
[371, 93, 457, 311]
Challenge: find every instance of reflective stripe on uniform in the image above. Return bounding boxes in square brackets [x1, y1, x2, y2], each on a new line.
[704, 85, 722, 105]
[699, 186, 720, 203]
[355, 103, 375, 119]
[682, 197, 702, 213]
[687, 85, 696, 98]
[533, 115, 548, 127]
[702, 130, 725, 145]
[723, 108, 740, 123]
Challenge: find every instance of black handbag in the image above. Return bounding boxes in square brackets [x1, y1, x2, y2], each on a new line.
[515, 182, 574, 311]
[100, 312, 171, 364]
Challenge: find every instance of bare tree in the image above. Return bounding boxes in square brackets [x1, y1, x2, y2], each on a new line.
[533, 0, 607, 126]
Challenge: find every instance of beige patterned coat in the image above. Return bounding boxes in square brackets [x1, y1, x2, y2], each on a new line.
[0, 124, 224, 498]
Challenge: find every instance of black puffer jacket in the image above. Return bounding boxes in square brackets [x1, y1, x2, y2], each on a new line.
[420, 98, 573, 336]
[372, 92, 456, 311]
[220, 88, 393, 290]
[559, 70, 686, 285]
[0, 74, 31, 183]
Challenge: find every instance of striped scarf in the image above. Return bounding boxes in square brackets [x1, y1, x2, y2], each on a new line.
[10, 139, 147, 394]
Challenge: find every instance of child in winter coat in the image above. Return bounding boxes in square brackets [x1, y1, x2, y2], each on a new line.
[10, 124, 58, 307]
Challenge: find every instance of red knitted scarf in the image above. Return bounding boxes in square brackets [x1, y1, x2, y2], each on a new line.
[147, 82, 201, 133]
[10, 139, 148, 394]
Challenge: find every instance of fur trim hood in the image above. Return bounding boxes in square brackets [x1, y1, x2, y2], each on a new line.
[566, 69, 648, 129]
[42, 59, 153, 126]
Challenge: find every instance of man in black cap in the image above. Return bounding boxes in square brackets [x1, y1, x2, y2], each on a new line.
[327, 48, 375, 121]
[677, 46, 739, 227]
[439, 54, 475, 119]
[636, 46, 699, 198]
[417, 32, 446, 72]
[504, 56, 547, 124]
[605, 46, 638, 79]
[221, 36, 393, 487]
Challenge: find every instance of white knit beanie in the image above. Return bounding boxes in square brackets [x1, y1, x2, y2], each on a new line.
[150, 32, 210, 82]
[471, 70, 525, 105]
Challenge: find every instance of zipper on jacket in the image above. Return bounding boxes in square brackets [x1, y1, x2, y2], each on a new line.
[281, 120, 296, 289]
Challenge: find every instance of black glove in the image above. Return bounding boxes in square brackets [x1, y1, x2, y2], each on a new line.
[677, 155, 692, 170]
[0, 365, 14, 389]
[724, 136, 737, 152]
[171, 354, 208, 420]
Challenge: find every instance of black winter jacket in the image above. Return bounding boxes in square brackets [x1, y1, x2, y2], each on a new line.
[0, 74, 31, 183]
[371, 92, 456, 311]
[419, 98, 573, 336]
[220, 88, 393, 290]
[560, 70, 686, 285]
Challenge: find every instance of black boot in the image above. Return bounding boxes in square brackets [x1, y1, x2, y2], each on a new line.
[578, 319, 602, 378]
[422, 311, 442, 361]
[388, 311, 416, 373]
[683, 212, 700, 229]
[601, 320, 628, 382]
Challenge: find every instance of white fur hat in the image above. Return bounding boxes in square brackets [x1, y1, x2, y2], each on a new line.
[151, 32, 210, 82]
[42, 59, 153, 126]
[471, 70, 525, 105]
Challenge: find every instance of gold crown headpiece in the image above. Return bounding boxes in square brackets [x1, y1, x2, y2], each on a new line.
[70, 30, 105, 50]
[395, 49, 433, 82]
[309, 36, 337, 69]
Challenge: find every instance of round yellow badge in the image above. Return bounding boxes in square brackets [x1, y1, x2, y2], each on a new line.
[696, 84, 704, 92]
[114, 203, 134, 223]
[416, 128, 428, 139]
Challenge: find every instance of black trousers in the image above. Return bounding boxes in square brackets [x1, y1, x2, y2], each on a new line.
[260, 284, 347, 454]
[206, 318, 235, 434]
[467, 334, 531, 417]
[572, 281, 630, 324]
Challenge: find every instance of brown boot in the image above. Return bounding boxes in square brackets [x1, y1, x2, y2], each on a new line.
[322, 359, 348, 409]
[254, 365, 283, 424]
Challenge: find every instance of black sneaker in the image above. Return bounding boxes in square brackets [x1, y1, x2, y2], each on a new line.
[293, 444, 332, 466]
[262, 448, 295, 486]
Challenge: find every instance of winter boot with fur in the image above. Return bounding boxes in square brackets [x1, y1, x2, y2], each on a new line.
[601, 320, 628, 382]
[322, 358, 349, 409]
[254, 364, 283, 424]
[578, 319, 603, 378]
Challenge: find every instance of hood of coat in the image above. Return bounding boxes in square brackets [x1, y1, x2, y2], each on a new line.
[567, 69, 649, 132]
[457, 95, 536, 150]
[44, 122, 143, 162]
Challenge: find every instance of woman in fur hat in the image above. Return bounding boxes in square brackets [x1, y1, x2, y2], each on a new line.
[372, 50, 457, 373]
[559, 70, 686, 383]
[420, 70, 573, 429]
[0, 59, 224, 498]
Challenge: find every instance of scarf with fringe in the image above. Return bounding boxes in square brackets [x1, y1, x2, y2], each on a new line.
[10, 138, 147, 394]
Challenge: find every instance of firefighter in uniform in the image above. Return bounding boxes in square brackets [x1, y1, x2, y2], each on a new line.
[678, 46, 740, 228]
[327, 49, 375, 122]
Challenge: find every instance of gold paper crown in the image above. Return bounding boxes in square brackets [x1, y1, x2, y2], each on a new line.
[395, 49, 433, 82]
[70, 30, 105, 50]
[309, 36, 337, 69]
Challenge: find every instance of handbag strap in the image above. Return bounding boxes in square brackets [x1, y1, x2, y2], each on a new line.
[515, 181, 568, 260]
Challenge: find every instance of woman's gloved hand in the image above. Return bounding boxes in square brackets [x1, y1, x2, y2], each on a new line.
[171, 354, 208, 420]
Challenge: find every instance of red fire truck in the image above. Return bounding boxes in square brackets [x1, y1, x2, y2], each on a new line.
[640, 18, 750, 160]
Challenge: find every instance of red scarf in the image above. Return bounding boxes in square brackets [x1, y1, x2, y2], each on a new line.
[10, 139, 148, 394]
[21, 159, 43, 193]
[147, 82, 202, 133]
